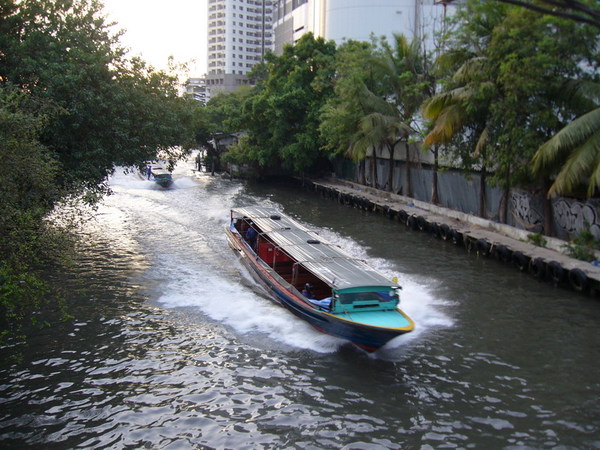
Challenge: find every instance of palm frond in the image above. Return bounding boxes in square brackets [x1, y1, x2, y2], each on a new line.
[532, 107, 600, 173]
[548, 128, 600, 197]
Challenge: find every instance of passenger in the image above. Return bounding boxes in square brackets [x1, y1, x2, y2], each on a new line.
[302, 283, 314, 299]
[245, 224, 258, 250]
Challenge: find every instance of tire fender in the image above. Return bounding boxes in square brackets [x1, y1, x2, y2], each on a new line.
[569, 268, 589, 292]
[513, 251, 530, 271]
[407, 215, 418, 230]
[547, 261, 565, 283]
[529, 257, 546, 280]
[439, 224, 451, 241]
[475, 239, 491, 256]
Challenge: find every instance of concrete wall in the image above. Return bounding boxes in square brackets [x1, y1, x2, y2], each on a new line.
[332, 156, 600, 241]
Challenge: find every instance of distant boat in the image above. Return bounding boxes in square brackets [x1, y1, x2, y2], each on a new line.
[141, 163, 173, 188]
[226, 206, 414, 352]
[150, 167, 173, 188]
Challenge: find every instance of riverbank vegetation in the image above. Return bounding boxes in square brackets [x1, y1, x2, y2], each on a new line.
[1, 0, 199, 343]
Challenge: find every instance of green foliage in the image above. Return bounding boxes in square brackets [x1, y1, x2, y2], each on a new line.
[230, 33, 337, 175]
[0, 0, 204, 343]
[532, 81, 600, 197]
[0, 85, 72, 344]
[427, 0, 599, 196]
[527, 233, 548, 247]
[1, 0, 198, 194]
[319, 40, 376, 158]
[563, 226, 600, 261]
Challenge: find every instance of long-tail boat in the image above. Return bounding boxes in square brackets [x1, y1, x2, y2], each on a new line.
[226, 206, 414, 352]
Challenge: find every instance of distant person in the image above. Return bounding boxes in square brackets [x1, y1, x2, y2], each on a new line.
[302, 283, 314, 299]
[245, 224, 257, 250]
[146, 165, 152, 180]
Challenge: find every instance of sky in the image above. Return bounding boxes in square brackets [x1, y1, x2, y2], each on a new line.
[101, 0, 208, 76]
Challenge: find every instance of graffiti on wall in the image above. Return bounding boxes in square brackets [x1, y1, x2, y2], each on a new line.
[510, 191, 544, 233]
[553, 199, 600, 240]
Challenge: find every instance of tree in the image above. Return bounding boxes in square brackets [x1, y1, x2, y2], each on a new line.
[320, 40, 379, 186]
[444, 0, 600, 29]
[423, 0, 598, 223]
[201, 88, 251, 174]
[532, 81, 600, 197]
[422, 1, 505, 216]
[232, 33, 337, 176]
[1, 0, 198, 195]
[320, 36, 433, 193]
[0, 85, 67, 342]
[0, 0, 203, 343]
[370, 34, 434, 194]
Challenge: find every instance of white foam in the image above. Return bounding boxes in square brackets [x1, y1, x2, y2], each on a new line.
[154, 262, 342, 353]
[98, 163, 452, 354]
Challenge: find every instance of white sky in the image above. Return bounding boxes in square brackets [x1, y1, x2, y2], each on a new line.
[101, 0, 208, 76]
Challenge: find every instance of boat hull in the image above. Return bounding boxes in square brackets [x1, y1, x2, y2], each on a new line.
[154, 178, 173, 188]
[226, 228, 412, 351]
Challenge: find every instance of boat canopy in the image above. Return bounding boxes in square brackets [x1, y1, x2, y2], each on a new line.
[231, 206, 400, 291]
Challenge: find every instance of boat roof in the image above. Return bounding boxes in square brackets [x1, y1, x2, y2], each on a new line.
[231, 206, 400, 291]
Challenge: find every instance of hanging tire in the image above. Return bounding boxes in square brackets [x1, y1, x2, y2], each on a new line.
[548, 261, 565, 284]
[512, 251, 530, 271]
[465, 237, 474, 253]
[452, 229, 463, 246]
[417, 216, 427, 231]
[476, 239, 491, 256]
[569, 268, 589, 292]
[529, 257, 547, 280]
[493, 244, 512, 263]
[407, 215, 418, 230]
[398, 210, 408, 223]
[439, 224, 451, 241]
[430, 222, 441, 238]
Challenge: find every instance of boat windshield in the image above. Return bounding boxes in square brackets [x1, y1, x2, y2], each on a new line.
[338, 290, 398, 304]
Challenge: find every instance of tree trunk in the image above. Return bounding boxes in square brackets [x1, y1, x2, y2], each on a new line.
[431, 146, 439, 204]
[371, 146, 378, 188]
[499, 168, 510, 223]
[543, 179, 554, 237]
[405, 142, 413, 198]
[387, 142, 395, 192]
[359, 159, 366, 185]
[479, 163, 486, 218]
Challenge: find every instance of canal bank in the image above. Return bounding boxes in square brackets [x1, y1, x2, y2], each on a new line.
[306, 177, 600, 297]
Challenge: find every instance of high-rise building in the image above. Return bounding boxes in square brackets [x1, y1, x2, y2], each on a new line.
[206, 0, 274, 98]
[273, 0, 451, 55]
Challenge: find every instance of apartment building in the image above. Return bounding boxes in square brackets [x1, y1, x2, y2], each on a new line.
[206, 0, 274, 97]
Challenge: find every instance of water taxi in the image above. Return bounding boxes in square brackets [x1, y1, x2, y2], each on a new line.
[150, 166, 173, 188]
[226, 206, 414, 351]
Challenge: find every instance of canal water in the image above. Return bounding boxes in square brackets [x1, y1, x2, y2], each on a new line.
[1, 157, 599, 449]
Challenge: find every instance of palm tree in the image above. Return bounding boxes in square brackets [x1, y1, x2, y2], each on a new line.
[359, 34, 432, 193]
[422, 56, 496, 217]
[532, 81, 600, 198]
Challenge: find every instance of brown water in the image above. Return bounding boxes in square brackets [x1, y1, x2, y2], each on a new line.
[1, 159, 599, 449]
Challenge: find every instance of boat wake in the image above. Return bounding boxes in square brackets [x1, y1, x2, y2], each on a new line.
[100, 163, 452, 356]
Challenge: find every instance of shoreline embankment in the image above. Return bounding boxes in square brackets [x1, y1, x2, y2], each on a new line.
[305, 177, 600, 297]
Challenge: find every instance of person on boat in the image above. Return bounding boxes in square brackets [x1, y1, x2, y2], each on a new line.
[245, 224, 258, 250]
[302, 283, 314, 299]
